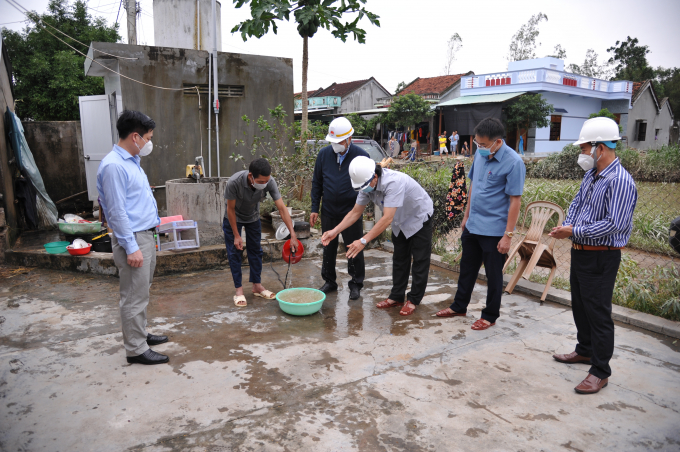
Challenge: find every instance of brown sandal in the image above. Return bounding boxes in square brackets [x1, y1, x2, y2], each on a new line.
[376, 299, 404, 309]
[471, 319, 495, 330]
[435, 308, 466, 318]
[399, 302, 416, 316]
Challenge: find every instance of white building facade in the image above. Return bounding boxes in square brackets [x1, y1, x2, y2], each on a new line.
[458, 57, 634, 154]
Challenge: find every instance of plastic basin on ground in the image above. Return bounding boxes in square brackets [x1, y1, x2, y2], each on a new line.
[44, 241, 70, 254]
[58, 222, 103, 235]
[276, 288, 326, 316]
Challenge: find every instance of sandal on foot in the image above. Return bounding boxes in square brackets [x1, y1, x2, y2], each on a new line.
[399, 303, 417, 316]
[234, 295, 247, 307]
[435, 308, 466, 318]
[376, 299, 404, 309]
[471, 319, 495, 330]
[253, 290, 276, 299]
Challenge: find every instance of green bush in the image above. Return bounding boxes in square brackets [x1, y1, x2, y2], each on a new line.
[613, 254, 680, 321]
[528, 143, 680, 183]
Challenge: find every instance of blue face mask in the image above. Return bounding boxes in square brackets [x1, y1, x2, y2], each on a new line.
[362, 185, 375, 193]
[475, 139, 498, 158]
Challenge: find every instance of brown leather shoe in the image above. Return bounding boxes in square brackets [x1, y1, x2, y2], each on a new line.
[553, 351, 591, 365]
[574, 374, 608, 394]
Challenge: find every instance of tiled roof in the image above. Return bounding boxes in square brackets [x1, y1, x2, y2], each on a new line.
[294, 87, 324, 99]
[398, 73, 468, 96]
[315, 79, 371, 98]
[631, 81, 644, 102]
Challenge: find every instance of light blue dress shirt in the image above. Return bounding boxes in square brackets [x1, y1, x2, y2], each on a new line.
[466, 141, 525, 237]
[356, 168, 433, 239]
[97, 145, 160, 255]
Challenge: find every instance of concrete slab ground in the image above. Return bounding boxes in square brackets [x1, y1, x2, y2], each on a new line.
[1, 250, 679, 451]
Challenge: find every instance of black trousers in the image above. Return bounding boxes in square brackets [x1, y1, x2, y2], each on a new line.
[571, 248, 621, 379]
[321, 215, 365, 290]
[449, 227, 505, 323]
[390, 217, 433, 305]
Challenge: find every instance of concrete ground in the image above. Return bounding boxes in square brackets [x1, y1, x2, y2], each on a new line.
[1, 250, 679, 451]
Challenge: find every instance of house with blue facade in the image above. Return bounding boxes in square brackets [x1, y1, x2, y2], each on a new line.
[436, 57, 634, 154]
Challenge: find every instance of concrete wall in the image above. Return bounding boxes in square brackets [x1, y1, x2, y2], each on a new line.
[439, 82, 462, 103]
[85, 43, 294, 211]
[153, 0, 222, 51]
[0, 43, 18, 248]
[627, 86, 673, 150]
[21, 122, 88, 206]
[339, 79, 391, 114]
[535, 92, 602, 154]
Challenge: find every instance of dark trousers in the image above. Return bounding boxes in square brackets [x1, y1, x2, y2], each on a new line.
[571, 249, 621, 379]
[321, 215, 365, 290]
[222, 217, 263, 288]
[450, 227, 505, 323]
[390, 217, 433, 305]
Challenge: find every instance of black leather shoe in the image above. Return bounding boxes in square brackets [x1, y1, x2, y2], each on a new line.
[349, 286, 361, 300]
[319, 282, 338, 294]
[147, 333, 168, 346]
[126, 349, 169, 365]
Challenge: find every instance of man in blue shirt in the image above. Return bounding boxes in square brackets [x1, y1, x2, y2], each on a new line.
[549, 117, 637, 395]
[310, 117, 369, 300]
[97, 110, 168, 366]
[436, 118, 525, 331]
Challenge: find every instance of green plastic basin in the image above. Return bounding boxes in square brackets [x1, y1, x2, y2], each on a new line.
[276, 288, 326, 316]
[44, 241, 70, 254]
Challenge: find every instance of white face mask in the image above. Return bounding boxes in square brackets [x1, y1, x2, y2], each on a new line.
[331, 142, 347, 154]
[250, 174, 267, 190]
[577, 153, 594, 171]
[135, 134, 153, 156]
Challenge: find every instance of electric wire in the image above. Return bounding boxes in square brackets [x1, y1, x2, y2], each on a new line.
[5, 0, 188, 91]
[5, 0, 138, 60]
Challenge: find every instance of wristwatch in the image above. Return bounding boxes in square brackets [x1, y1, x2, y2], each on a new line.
[504, 231, 514, 238]
[360, 238, 367, 246]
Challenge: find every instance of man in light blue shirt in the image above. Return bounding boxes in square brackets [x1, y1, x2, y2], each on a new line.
[436, 118, 525, 330]
[97, 110, 168, 366]
[450, 131, 459, 155]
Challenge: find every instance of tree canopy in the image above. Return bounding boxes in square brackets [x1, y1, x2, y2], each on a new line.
[507, 13, 548, 62]
[607, 36, 655, 82]
[568, 49, 613, 80]
[505, 94, 554, 133]
[384, 93, 434, 129]
[443, 33, 463, 76]
[2, 0, 120, 121]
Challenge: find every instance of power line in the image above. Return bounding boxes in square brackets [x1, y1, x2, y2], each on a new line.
[5, 0, 138, 60]
[5, 0, 185, 91]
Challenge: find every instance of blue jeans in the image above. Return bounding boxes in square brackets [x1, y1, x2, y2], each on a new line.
[222, 217, 263, 288]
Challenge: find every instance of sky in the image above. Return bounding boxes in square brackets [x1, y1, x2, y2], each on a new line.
[2, 0, 680, 94]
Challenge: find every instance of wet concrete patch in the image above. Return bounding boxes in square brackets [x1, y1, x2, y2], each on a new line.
[1, 252, 680, 451]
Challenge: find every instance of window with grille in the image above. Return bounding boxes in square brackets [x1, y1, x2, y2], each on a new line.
[549, 115, 561, 141]
[636, 121, 647, 141]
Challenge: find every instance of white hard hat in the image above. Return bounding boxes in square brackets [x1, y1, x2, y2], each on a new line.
[326, 117, 354, 143]
[349, 156, 376, 190]
[573, 117, 621, 145]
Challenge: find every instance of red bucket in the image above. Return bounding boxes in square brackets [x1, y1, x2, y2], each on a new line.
[282, 239, 304, 264]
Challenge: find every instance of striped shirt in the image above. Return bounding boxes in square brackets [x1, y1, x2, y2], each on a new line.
[563, 158, 637, 247]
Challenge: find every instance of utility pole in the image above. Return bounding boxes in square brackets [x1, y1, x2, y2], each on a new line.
[127, 0, 137, 45]
[212, 0, 220, 177]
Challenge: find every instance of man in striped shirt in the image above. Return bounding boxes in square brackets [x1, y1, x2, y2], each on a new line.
[549, 117, 637, 395]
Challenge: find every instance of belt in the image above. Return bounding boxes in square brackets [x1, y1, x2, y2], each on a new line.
[572, 243, 623, 251]
[135, 227, 156, 234]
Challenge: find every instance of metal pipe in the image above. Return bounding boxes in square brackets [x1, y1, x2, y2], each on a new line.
[212, 0, 220, 178]
[208, 52, 212, 177]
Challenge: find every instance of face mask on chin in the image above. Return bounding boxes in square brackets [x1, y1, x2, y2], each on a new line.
[135, 134, 153, 156]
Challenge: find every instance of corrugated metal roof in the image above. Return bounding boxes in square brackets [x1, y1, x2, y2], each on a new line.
[436, 92, 525, 107]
